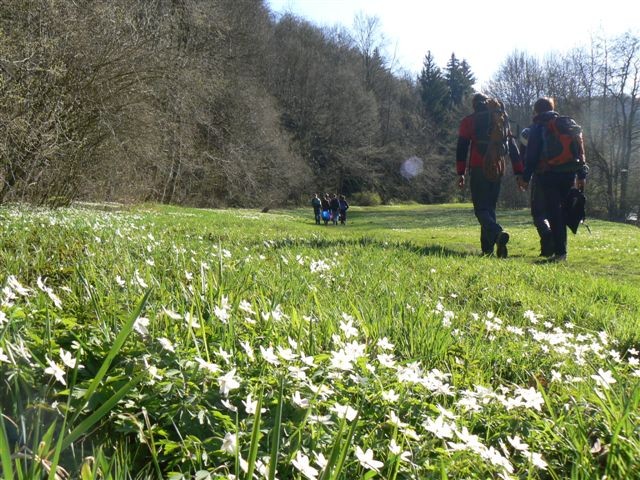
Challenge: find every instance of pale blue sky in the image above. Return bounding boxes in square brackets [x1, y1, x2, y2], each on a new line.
[267, 0, 639, 86]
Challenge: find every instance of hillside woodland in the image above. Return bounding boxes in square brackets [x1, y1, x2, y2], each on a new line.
[1, 0, 638, 220]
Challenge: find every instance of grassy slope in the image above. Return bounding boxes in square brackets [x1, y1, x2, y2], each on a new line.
[1, 202, 639, 478]
[144, 202, 640, 335]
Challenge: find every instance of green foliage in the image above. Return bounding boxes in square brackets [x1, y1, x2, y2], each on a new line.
[419, 51, 450, 129]
[350, 191, 382, 206]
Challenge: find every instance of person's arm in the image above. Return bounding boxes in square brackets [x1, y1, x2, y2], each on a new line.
[456, 116, 472, 188]
[522, 125, 542, 183]
[508, 134, 523, 175]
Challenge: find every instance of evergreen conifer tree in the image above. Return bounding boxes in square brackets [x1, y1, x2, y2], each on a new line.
[418, 51, 449, 127]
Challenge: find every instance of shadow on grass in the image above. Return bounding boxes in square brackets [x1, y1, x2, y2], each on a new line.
[263, 236, 473, 259]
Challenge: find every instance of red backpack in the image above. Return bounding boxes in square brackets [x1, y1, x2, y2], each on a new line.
[541, 116, 585, 170]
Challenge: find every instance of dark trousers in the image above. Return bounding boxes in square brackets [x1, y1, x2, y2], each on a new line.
[313, 207, 321, 224]
[530, 176, 551, 237]
[470, 168, 502, 254]
[538, 172, 576, 256]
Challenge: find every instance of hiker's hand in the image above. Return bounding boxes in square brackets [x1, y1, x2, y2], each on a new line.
[576, 178, 586, 192]
[457, 175, 465, 189]
[516, 176, 528, 191]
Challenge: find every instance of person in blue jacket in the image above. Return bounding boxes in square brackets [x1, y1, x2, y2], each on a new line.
[518, 97, 588, 262]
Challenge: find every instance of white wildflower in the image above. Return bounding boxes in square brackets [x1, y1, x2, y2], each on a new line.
[377, 337, 394, 351]
[527, 451, 548, 470]
[44, 357, 66, 385]
[158, 337, 175, 353]
[291, 391, 310, 409]
[221, 399, 238, 412]
[507, 435, 529, 452]
[133, 316, 150, 337]
[0, 348, 10, 363]
[330, 403, 357, 422]
[218, 368, 241, 396]
[260, 345, 280, 365]
[382, 389, 400, 402]
[355, 446, 383, 472]
[292, 451, 318, 480]
[238, 300, 254, 314]
[221, 432, 237, 455]
[162, 308, 182, 320]
[423, 415, 454, 439]
[591, 368, 616, 389]
[59, 348, 81, 369]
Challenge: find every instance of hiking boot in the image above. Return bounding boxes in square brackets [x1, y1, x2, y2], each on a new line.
[496, 231, 509, 258]
[540, 233, 554, 258]
[538, 254, 567, 264]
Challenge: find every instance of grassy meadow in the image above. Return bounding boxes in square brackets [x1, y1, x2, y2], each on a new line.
[1, 202, 639, 480]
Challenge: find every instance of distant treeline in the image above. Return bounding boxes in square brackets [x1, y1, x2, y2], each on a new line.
[1, 1, 638, 219]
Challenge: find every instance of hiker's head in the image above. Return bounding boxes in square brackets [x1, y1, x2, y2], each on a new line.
[472, 93, 489, 112]
[534, 97, 555, 114]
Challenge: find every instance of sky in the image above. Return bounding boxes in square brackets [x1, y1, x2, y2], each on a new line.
[266, 0, 640, 86]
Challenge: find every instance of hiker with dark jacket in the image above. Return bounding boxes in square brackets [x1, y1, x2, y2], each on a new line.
[329, 194, 340, 225]
[519, 128, 552, 257]
[338, 195, 349, 225]
[311, 193, 322, 225]
[518, 97, 588, 262]
[456, 93, 523, 257]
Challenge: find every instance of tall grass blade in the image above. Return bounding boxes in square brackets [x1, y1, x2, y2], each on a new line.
[328, 411, 359, 480]
[0, 414, 15, 480]
[73, 289, 152, 421]
[318, 420, 345, 480]
[62, 372, 144, 451]
[244, 390, 263, 480]
[268, 376, 284, 480]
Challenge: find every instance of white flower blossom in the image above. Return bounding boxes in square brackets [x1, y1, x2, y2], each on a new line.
[330, 403, 357, 422]
[218, 369, 241, 397]
[133, 316, 150, 337]
[507, 435, 529, 452]
[591, 368, 616, 389]
[423, 415, 454, 439]
[291, 391, 310, 409]
[158, 337, 175, 353]
[260, 345, 280, 365]
[355, 446, 383, 472]
[0, 348, 10, 363]
[382, 389, 400, 402]
[377, 337, 394, 351]
[44, 357, 66, 385]
[292, 451, 318, 480]
[59, 348, 82, 369]
[221, 432, 237, 455]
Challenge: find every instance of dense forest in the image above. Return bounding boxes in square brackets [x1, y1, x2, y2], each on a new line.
[1, 0, 638, 220]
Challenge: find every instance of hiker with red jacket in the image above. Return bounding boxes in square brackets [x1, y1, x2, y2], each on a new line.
[518, 97, 588, 262]
[456, 93, 523, 257]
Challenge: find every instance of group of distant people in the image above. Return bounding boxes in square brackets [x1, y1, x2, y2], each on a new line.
[311, 193, 349, 225]
[457, 94, 588, 261]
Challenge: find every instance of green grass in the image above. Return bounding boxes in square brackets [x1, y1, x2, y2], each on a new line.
[0, 203, 639, 479]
